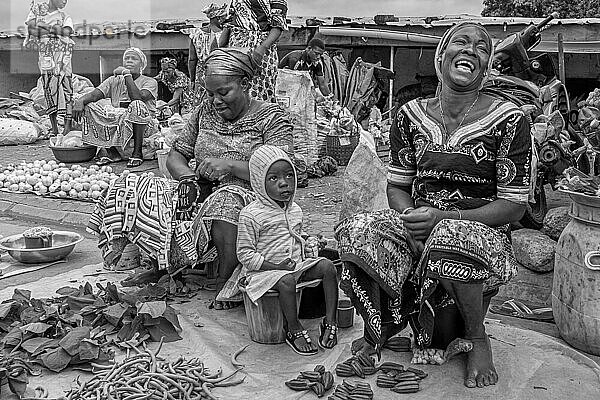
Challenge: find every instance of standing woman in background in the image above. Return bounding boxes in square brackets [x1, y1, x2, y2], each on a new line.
[220, 0, 288, 102]
[188, 3, 228, 106]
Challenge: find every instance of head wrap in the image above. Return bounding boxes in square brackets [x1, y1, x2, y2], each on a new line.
[123, 47, 148, 73]
[204, 48, 255, 78]
[434, 22, 494, 90]
[160, 57, 178, 69]
[202, 3, 228, 20]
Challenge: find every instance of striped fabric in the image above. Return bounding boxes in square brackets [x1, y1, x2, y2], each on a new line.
[236, 145, 322, 303]
[225, 0, 288, 32]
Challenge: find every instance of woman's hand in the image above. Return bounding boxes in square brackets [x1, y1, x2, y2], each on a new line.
[72, 97, 85, 122]
[113, 66, 127, 76]
[196, 158, 232, 181]
[278, 258, 296, 271]
[251, 45, 267, 66]
[399, 206, 449, 241]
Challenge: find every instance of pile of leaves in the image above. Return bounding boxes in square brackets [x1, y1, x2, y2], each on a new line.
[0, 283, 182, 398]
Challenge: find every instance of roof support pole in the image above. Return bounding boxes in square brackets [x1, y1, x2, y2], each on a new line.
[389, 46, 395, 114]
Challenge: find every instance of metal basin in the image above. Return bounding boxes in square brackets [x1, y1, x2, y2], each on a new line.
[0, 231, 83, 264]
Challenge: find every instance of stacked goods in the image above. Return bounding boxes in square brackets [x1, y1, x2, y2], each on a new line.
[585, 88, 600, 109]
[66, 340, 246, 400]
[285, 365, 335, 398]
[558, 167, 600, 195]
[329, 380, 373, 400]
[376, 364, 428, 394]
[335, 353, 377, 378]
[0, 160, 118, 200]
[276, 69, 318, 165]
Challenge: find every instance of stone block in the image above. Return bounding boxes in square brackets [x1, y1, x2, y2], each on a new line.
[512, 228, 557, 273]
[541, 206, 571, 241]
[9, 204, 67, 224]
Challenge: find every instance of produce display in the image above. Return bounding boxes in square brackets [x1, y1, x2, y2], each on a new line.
[0, 159, 119, 201]
[285, 364, 335, 397]
[558, 167, 600, 196]
[585, 88, 600, 109]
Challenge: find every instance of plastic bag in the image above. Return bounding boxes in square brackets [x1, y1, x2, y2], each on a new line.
[338, 129, 389, 222]
[0, 118, 40, 146]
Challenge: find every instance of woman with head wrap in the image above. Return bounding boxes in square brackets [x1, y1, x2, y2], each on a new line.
[219, 0, 288, 102]
[73, 47, 159, 168]
[187, 3, 228, 106]
[88, 47, 294, 310]
[155, 57, 194, 115]
[335, 23, 532, 389]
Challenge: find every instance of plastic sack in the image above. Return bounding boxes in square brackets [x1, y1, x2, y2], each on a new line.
[51, 130, 84, 147]
[338, 129, 389, 222]
[275, 69, 318, 164]
[0, 118, 40, 146]
[163, 113, 186, 147]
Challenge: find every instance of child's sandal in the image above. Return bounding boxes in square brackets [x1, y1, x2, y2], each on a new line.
[319, 318, 338, 349]
[285, 330, 318, 356]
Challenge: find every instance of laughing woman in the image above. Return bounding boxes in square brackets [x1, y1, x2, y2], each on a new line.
[335, 22, 533, 388]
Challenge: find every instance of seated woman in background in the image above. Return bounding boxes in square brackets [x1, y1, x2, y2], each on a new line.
[87, 47, 294, 310]
[335, 22, 533, 388]
[73, 47, 158, 168]
[155, 57, 194, 115]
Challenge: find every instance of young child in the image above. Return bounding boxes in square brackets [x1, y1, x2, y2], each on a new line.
[25, 0, 74, 136]
[237, 145, 339, 356]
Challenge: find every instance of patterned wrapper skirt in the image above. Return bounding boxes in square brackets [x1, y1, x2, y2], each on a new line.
[81, 100, 159, 151]
[38, 37, 74, 119]
[228, 27, 278, 103]
[87, 175, 255, 275]
[334, 209, 518, 354]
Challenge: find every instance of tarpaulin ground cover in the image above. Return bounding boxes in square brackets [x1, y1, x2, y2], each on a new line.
[1, 263, 599, 400]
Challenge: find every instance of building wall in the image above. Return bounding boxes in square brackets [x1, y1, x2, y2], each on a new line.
[0, 49, 39, 97]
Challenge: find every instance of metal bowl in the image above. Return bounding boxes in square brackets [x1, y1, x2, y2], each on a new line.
[0, 231, 83, 264]
[50, 145, 97, 163]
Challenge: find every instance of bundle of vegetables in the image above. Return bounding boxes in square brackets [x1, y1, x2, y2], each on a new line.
[0, 160, 117, 200]
[328, 380, 374, 400]
[558, 167, 600, 196]
[66, 340, 246, 400]
[375, 365, 428, 394]
[284, 364, 335, 397]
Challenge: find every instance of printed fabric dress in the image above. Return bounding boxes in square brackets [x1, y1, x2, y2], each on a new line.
[223, 0, 288, 102]
[334, 98, 533, 354]
[25, 5, 74, 120]
[155, 69, 194, 114]
[188, 28, 220, 106]
[87, 100, 294, 276]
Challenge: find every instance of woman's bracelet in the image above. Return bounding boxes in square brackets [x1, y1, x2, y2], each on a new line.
[401, 207, 415, 215]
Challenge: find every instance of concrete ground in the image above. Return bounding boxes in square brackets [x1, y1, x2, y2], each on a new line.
[1, 139, 596, 365]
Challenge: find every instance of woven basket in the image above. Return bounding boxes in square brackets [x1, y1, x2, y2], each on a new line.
[326, 135, 359, 166]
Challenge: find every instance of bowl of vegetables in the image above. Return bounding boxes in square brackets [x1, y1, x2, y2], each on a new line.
[0, 230, 83, 264]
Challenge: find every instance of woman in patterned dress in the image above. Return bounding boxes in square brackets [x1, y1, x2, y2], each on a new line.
[335, 22, 533, 388]
[220, 0, 288, 102]
[87, 48, 293, 310]
[155, 57, 194, 115]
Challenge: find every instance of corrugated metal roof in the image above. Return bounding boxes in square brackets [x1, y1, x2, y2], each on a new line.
[3, 14, 600, 39]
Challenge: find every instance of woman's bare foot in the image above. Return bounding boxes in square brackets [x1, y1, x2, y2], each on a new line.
[351, 337, 376, 356]
[464, 336, 497, 388]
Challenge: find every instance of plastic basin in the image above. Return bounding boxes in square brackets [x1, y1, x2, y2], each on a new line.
[50, 145, 97, 163]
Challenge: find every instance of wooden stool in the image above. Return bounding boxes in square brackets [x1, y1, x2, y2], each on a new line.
[239, 279, 322, 344]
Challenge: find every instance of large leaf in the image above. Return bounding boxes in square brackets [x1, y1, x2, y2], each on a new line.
[21, 337, 55, 354]
[65, 296, 96, 312]
[56, 286, 80, 297]
[59, 326, 91, 356]
[7, 371, 29, 398]
[103, 303, 128, 326]
[12, 289, 31, 302]
[20, 322, 52, 334]
[137, 301, 167, 319]
[2, 327, 23, 347]
[144, 317, 182, 342]
[0, 301, 15, 319]
[78, 339, 100, 361]
[30, 339, 60, 357]
[19, 307, 45, 325]
[162, 306, 182, 332]
[40, 347, 72, 372]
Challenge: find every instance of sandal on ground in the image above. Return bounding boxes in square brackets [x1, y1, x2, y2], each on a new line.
[209, 300, 243, 310]
[96, 156, 121, 166]
[126, 157, 144, 168]
[318, 318, 338, 349]
[489, 299, 554, 322]
[286, 330, 318, 356]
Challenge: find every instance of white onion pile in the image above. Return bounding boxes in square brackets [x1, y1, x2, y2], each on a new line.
[0, 160, 120, 200]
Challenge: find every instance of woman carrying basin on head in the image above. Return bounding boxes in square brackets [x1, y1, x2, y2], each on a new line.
[335, 22, 533, 388]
